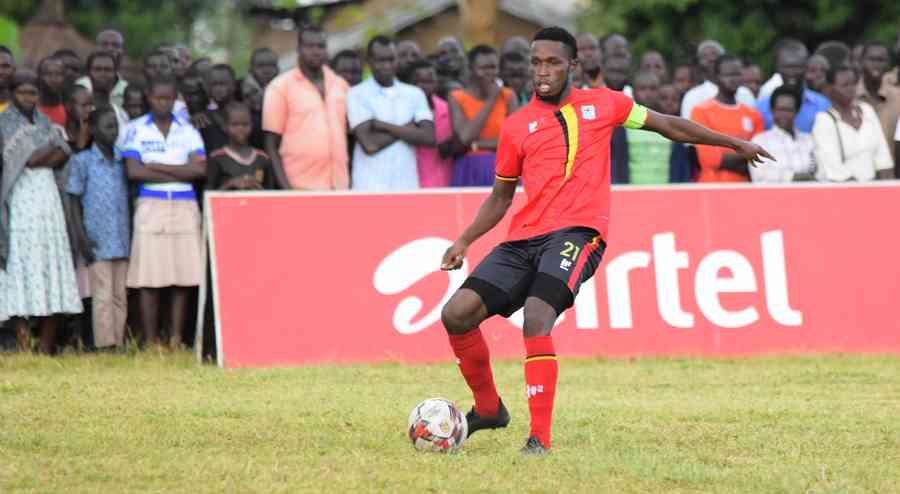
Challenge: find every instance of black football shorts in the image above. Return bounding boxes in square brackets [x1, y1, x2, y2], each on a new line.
[461, 226, 606, 317]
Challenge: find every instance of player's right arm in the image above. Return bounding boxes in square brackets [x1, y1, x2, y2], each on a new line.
[441, 178, 516, 271]
[642, 109, 774, 165]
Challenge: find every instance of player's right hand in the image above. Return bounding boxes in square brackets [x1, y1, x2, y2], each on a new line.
[441, 241, 468, 271]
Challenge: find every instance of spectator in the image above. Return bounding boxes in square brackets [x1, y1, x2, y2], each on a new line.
[814, 41, 851, 73]
[410, 60, 455, 187]
[448, 44, 517, 186]
[143, 49, 174, 84]
[56, 84, 93, 153]
[0, 70, 81, 354]
[121, 76, 207, 348]
[173, 44, 193, 80]
[66, 106, 131, 350]
[850, 43, 865, 74]
[77, 31, 129, 108]
[501, 36, 530, 60]
[239, 79, 265, 150]
[756, 43, 830, 134]
[640, 50, 667, 83]
[603, 33, 631, 65]
[500, 51, 531, 106]
[0, 46, 14, 112]
[84, 51, 130, 127]
[804, 54, 830, 93]
[330, 49, 363, 87]
[604, 55, 632, 183]
[206, 102, 274, 191]
[199, 64, 237, 153]
[750, 85, 816, 183]
[122, 83, 148, 120]
[187, 57, 213, 83]
[576, 32, 604, 88]
[244, 47, 280, 94]
[856, 41, 900, 159]
[159, 44, 189, 82]
[758, 38, 808, 100]
[680, 40, 756, 118]
[396, 40, 423, 82]
[625, 71, 673, 184]
[690, 55, 764, 182]
[96, 29, 125, 68]
[813, 65, 893, 182]
[672, 63, 696, 96]
[436, 36, 467, 98]
[741, 61, 762, 98]
[37, 57, 67, 126]
[348, 35, 434, 190]
[659, 83, 695, 182]
[263, 25, 350, 190]
[180, 73, 208, 118]
[53, 49, 84, 87]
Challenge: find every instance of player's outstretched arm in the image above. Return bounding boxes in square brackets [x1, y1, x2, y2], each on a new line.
[441, 179, 517, 271]
[643, 110, 775, 165]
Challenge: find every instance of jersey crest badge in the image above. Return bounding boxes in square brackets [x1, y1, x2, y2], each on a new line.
[529, 120, 538, 133]
[581, 105, 596, 120]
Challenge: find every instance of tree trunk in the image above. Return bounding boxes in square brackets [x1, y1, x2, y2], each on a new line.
[458, 0, 497, 46]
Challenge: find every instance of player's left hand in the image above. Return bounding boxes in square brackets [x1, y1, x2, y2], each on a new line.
[734, 140, 775, 167]
[441, 241, 468, 271]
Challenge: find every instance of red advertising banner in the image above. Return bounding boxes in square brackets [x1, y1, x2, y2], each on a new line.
[204, 184, 900, 368]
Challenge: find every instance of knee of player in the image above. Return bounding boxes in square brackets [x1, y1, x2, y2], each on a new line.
[441, 302, 472, 333]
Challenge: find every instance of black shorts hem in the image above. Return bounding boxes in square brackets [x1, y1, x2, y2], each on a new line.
[460, 277, 512, 317]
[528, 273, 574, 316]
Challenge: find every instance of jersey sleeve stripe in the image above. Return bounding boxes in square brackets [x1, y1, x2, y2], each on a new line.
[495, 174, 519, 182]
[623, 103, 649, 129]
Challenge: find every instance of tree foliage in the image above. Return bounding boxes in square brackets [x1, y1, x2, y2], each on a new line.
[577, 0, 900, 72]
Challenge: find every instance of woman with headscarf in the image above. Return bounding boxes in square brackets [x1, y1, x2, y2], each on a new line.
[0, 70, 83, 354]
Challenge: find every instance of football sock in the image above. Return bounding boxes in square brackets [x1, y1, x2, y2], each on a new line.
[524, 335, 558, 448]
[448, 328, 500, 417]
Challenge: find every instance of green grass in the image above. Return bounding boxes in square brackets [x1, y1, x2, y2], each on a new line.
[1, 352, 899, 493]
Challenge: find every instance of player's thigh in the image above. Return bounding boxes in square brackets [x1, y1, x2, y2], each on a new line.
[529, 227, 607, 317]
[457, 241, 535, 319]
[522, 296, 558, 337]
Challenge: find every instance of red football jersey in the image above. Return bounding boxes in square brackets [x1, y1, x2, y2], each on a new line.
[495, 87, 638, 242]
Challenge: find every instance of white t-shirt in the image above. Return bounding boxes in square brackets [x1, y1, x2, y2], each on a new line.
[812, 103, 893, 182]
[120, 112, 206, 193]
[750, 127, 815, 183]
[681, 80, 757, 119]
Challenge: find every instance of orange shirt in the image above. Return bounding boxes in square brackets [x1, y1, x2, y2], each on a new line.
[450, 87, 514, 142]
[262, 66, 350, 190]
[690, 99, 764, 182]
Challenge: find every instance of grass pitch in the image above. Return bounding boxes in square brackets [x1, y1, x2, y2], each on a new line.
[1, 351, 899, 493]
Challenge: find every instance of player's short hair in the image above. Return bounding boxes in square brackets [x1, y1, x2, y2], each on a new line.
[367, 35, 395, 58]
[500, 50, 527, 68]
[297, 24, 324, 46]
[714, 54, 742, 75]
[533, 27, 577, 60]
[86, 50, 119, 72]
[769, 84, 801, 110]
[467, 44, 498, 66]
[825, 63, 856, 85]
[697, 40, 725, 57]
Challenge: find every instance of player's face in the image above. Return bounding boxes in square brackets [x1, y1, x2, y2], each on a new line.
[530, 40, 574, 100]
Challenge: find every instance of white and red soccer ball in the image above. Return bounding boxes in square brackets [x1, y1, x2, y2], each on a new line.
[407, 398, 468, 453]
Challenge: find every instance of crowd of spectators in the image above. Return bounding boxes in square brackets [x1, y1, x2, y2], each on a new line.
[1, 23, 899, 354]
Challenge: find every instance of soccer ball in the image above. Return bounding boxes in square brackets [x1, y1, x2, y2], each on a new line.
[407, 398, 468, 453]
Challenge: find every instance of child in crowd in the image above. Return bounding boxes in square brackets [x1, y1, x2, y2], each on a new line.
[67, 106, 131, 350]
[206, 102, 273, 190]
[122, 84, 148, 121]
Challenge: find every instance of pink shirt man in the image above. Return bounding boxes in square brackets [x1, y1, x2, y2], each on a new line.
[263, 66, 350, 189]
[416, 95, 453, 187]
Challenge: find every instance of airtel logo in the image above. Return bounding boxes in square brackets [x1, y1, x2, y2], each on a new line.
[373, 231, 802, 334]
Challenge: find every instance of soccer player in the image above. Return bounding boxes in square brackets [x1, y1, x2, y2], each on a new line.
[439, 27, 773, 456]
